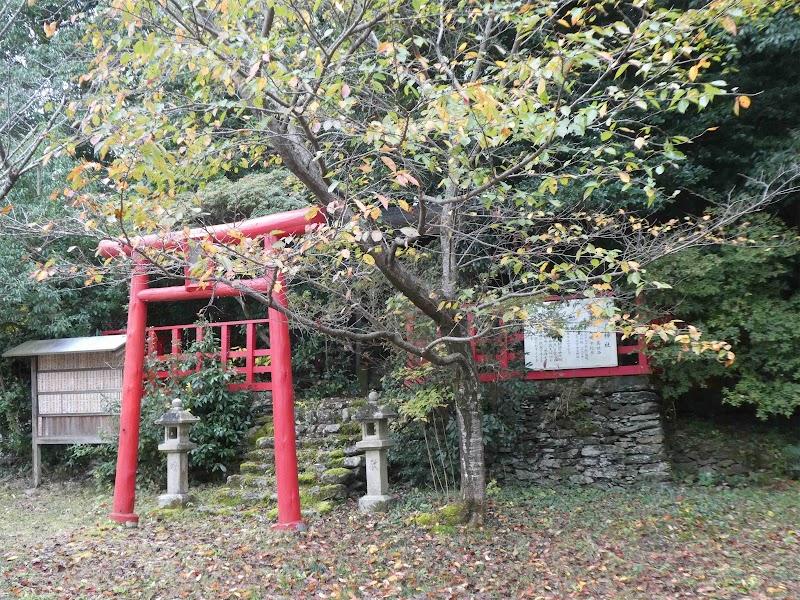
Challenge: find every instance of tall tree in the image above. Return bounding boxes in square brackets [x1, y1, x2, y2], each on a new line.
[63, 0, 790, 523]
[0, 0, 98, 203]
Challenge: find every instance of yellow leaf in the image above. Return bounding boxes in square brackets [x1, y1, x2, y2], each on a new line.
[738, 95, 751, 109]
[721, 16, 737, 36]
[398, 199, 410, 212]
[362, 253, 375, 266]
[44, 22, 58, 38]
[618, 172, 630, 183]
[688, 64, 699, 82]
[380, 156, 397, 172]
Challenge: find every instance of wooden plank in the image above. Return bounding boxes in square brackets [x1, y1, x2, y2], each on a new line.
[37, 436, 111, 444]
[38, 351, 124, 372]
[37, 368, 123, 393]
[37, 366, 122, 374]
[38, 415, 118, 440]
[37, 392, 121, 415]
[31, 357, 40, 488]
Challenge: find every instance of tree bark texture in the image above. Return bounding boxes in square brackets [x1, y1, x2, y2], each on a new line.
[449, 340, 486, 525]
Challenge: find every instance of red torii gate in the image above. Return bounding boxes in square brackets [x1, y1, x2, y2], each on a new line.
[99, 207, 324, 529]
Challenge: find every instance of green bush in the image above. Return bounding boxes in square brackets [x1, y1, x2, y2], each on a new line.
[0, 379, 30, 458]
[779, 445, 800, 480]
[648, 214, 800, 419]
[291, 332, 361, 399]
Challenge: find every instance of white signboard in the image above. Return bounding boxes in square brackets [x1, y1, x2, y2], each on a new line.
[524, 298, 618, 371]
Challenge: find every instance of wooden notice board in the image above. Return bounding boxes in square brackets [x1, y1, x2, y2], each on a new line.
[3, 336, 126, 486]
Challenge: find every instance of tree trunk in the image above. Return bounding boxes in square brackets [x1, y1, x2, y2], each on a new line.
[449, 340, 486, 526]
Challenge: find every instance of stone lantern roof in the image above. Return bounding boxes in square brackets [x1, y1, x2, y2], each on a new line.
[355, 391, 397, 422]
[154, 398, 199, 426]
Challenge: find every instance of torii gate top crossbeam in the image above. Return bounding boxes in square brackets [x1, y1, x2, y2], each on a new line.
[98, 207, 323, 257]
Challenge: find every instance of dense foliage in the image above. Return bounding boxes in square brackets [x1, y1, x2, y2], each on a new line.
[649, 216, 800, 419]
[646, 7, 800, 419]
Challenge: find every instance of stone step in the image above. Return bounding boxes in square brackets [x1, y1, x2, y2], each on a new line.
[214, 487, 275, 507]
[240, 461, 275, 475]
[243, 449, 275, 463]
[221, 397, 370, 515]
[226, 474, 273, 489]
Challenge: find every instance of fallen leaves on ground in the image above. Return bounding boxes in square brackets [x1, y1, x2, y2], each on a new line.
[1, 479, 798, 599]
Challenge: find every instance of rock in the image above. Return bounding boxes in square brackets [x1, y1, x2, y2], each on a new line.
[321, 468, 354, 485]
[343, 455, 365, 468]
[343, 445, 364, 457]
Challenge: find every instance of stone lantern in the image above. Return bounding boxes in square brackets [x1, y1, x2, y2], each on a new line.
[355, 391, 397, 513]
[154, 398, 199, 508]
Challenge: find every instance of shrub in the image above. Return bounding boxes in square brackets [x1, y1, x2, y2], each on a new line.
[648, 214, 800, 419]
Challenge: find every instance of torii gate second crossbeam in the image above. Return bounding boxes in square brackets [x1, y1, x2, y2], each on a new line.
[98, 207, 324, 529]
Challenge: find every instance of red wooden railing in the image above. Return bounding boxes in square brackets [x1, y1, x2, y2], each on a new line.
[144, 319, 273, 391]
[473, 329, 650, 382]
[407, 294, 651, 382]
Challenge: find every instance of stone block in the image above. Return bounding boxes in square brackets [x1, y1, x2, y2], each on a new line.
[581, 446, 602, 457]
[343, 455, 366, 468]
[624, 454, 658, 465]
[637, 434, 664, 445]
[611, 402, 660, 417]
[612, 421, 661, 434]
[321, 468, 354, 485]
[343, 445, 364, 457]
[359, 494, 395, 514]
[627, 413, 662, 422]
[584, 466, 620, 479]
[569, 474, 595, 485]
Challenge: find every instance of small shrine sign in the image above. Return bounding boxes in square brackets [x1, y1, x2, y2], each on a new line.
[524, 298, 618, 371]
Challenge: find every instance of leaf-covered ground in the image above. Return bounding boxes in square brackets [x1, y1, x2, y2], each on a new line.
[1, 475, 798, 599]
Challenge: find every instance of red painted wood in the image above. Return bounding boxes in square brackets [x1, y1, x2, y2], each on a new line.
[98, 207, 325, 257]
[137, 277, 273, 302]
[107, 209, 321, 526]
[110, 256, 148, 524]
[269, 272, 304, 529]
[145, 320, 274, 391]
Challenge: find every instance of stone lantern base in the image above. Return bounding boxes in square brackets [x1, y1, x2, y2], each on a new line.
[358, 494, 395, 514]
[158, 493, 194, 509]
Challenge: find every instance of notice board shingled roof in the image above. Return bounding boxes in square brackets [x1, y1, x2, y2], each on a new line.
[2, 335, 126, 358]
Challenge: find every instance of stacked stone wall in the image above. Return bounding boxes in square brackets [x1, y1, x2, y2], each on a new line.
[490, 376, 672, 487]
